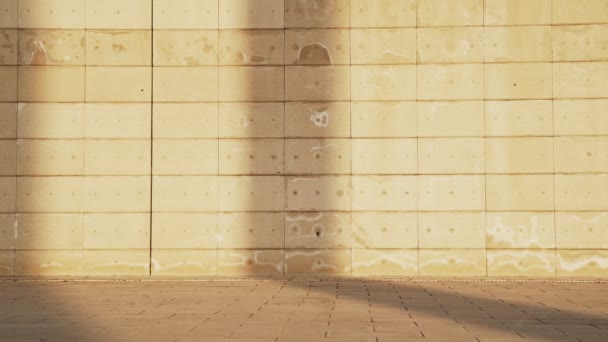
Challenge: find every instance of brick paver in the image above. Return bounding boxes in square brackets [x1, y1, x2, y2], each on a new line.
[1, 279, 607, 341]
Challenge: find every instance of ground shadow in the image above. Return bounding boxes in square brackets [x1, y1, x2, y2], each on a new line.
[274, 278, 608, 341]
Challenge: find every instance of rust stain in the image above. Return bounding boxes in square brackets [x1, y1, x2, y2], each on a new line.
[112, 44, 126, 53]
[250, 55, 265, 63]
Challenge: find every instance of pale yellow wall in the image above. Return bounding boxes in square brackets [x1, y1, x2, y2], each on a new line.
[0, 0, 607, 277]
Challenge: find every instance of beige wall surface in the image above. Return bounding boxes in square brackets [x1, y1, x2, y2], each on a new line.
[0, 0, 607, 278]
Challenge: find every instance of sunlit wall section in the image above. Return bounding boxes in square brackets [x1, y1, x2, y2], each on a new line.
[150, 0, 220, 276]
[81, 0, 152, 276]
[349, 0, 419, 276]
[483, 0, 555, 277]
[552, 0, 608, 277]
[416, 0, 487, 276]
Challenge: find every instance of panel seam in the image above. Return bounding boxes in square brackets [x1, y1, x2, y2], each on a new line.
[13, 1, 20, 276]
[551, 0, 557, 278]
[149, 0, 154, 276]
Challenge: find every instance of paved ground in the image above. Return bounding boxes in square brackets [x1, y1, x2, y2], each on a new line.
[1, 279, 608, 342]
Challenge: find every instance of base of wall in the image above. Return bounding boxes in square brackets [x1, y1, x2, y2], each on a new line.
[2, 276, 608, 283]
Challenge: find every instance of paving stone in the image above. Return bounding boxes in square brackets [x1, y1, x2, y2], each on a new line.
[0, 280, 607, 341]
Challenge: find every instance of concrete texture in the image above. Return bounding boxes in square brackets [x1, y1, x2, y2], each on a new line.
[0, 0, 607, 277]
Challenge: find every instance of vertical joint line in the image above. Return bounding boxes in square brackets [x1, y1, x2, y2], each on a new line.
[414, 0, 420, 277]
[283, 3, 287, 276]
[82, 0, 87, 275]
[482, 0, 488, 277]
[348, 0, 353, 276]
[13, 6, 19, 275]
[550, 1, 557, 277]
[149, 0, 154, 276]
[216, 0, 220, 276]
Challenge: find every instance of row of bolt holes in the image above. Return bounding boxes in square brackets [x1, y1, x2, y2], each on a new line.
[24, 9, 77, 14]
[10, 190, 595, 198]
[22, 192, 145, 197]
[25, 10, 130, 15]
[219, 152, 600, 162]
[4, 151, 602, 159]
[227, 154, 350, 160]
[10, 152, 598, 162]
[223, 153, 590, 161]
[11, 227, 600, 236]
[6, 227, 602, 236]
[228, 154, 343, 160]
[5, 226, 599, 237]
[23, 9, 278, 15]
[159, 10, 214, 14]
[20, 8, 282, 14]
[21, 156, 144, 160]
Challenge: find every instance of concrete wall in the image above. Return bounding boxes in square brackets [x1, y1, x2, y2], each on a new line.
[0, 0, 607, 277]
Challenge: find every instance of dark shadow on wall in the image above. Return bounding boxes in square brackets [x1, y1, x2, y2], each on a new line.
[216, 0, 288, 276]
[231, 0, 352, 278]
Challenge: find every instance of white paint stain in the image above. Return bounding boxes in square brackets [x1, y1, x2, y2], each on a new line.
[223, 250, 284, 273]
[310, 144, 337, 152]
[284, 250, 344, 273]
[13, 217, 18, 240]
[40, 261, 65, 269]
[304, 104, 330, 128]
[288, 177, 322, 183]
[309, 110, 329, 127]
[565, 212, 608, 224]
[151, 258, 161, 271]
[488, 215, 553, 249]
[286, 212, 324, 222]
[487, 250, 555, 273]
[419, 253, 482, 271]
[352, 251, 417, 270]
[558, 255, 608, 272]
[93, 261, 149, 270]
[382, 50, 409, 58]
[152, 258, 205, 272]
[237, 115, 251, 128]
